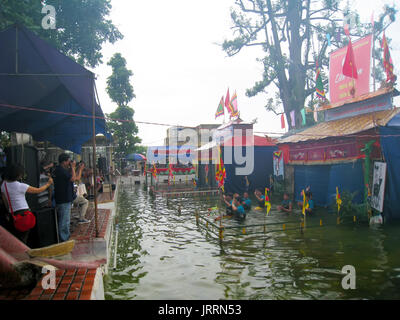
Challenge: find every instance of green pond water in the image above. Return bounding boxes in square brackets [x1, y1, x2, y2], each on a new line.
[104, 185, 400, 300]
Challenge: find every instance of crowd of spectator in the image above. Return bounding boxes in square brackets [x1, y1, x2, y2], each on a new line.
[0, 152, 112, 244]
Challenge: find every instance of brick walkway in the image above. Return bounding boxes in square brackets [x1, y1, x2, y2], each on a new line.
[24, 268, 97, 300]
[0, 189, 115, 301]
[71, 207, 111, 240]
[97, 190, 116, 203]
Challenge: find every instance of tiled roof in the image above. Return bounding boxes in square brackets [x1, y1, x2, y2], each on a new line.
[278, 108, 400, 144]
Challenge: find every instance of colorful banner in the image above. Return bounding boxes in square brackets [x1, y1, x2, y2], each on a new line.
[215, 147, 226, 190]
[273, 150, 284, 179]
[329, 34, 372, 104]
[230, 91, 239, 117]
[371, 161, 387, 212]
[382, 32, 395, 83]
[151, 163, 157, 179]
[315, 66, 325, 99]
[215, 96, 224, 118]
[225, 88, 233, 116]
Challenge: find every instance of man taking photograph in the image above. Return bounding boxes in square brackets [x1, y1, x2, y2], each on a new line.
[54, 153, 85, 242]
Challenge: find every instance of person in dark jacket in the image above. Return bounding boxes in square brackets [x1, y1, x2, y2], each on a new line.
[54, 153, 84, 242]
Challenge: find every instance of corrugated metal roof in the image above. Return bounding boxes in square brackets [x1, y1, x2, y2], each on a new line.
[278, 108, 400, 144]
[318, 86, 399, 111]
[195, 135, 276, 151]
[223, 135, 276, 147]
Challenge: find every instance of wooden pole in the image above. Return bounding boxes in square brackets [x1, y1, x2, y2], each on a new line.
[92, 78, 99, 238]
[372, 23, 376, 92]
[15, 25, 18, 74]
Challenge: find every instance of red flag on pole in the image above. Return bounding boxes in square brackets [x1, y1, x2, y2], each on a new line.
[224, 88, 232, 116]
[382, 31, 396, 83]
[281, 114, 285, 129]
[342, 37, 358, 79]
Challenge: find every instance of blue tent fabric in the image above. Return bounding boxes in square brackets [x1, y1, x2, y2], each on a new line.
[223, 146, 276, 194]
[126, 153, 146, 161]
[0, 25, 109, 154]
[294, 161, 364, 207]
[380, 125, 400, 221]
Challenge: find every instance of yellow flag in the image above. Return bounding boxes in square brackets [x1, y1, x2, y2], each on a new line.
[265, 188, 271, 215]
[266, 202, 271, 215]
[302, 190, 309, 216]
[336, 187, 342, 212]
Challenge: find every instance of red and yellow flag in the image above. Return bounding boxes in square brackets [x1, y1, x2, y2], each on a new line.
[382, 32, 395, 83]
[301, 190, 309, 216]
[215, 147, 226, 191]
[265, 188, 271, 215]
[224, 88, 231, 114]
[336, 187, 342, 213]
[151, 163, 157, 179]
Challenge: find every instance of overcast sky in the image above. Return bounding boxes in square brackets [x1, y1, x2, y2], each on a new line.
[93, 0, 400, 147]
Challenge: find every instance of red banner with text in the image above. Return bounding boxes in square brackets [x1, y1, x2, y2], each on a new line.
[329, 34, 372, 104]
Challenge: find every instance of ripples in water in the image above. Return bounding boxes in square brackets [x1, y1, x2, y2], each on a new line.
[104, 185, 400, 300]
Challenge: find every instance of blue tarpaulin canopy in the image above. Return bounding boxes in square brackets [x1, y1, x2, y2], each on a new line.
[125, 153, 146, 161]
[223, 146, 276, 194]
[380, 111, 400, 221]
[293, 161, 365, 207]
[0, 24, 109, 154]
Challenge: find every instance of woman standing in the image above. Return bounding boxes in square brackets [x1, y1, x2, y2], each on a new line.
[1, 164, 53, 244]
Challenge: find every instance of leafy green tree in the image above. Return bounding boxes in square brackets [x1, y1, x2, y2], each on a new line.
[106, 53, 141, 157]
[0, 0, 122, 68]
[134, 145, 148, 156]
[0, 131, 11, 149]
[222, 0, 397, 129]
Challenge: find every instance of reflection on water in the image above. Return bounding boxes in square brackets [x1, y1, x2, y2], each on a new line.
[104, 185, 400, 300]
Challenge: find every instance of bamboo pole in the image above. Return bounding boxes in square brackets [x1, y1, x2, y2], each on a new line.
[92, 78, 99, 237]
